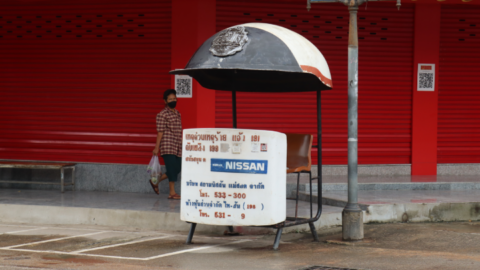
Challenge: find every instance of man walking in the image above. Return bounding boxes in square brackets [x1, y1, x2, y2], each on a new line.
[151, 89, 182, 199]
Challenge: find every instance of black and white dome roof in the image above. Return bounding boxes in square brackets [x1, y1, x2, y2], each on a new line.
[170, 23, 333, 92]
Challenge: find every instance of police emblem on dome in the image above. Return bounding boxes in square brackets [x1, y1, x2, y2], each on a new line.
[209, 26, 248, 57]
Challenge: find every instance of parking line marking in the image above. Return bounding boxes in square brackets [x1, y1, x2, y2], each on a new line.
[70, 235, 173, 254]
[1, 248, 147, 261]
[0, 239, 251, 261]
[3, 231, 107, 249]
[55, 227, 170, 235]
[4, 227, 48, 234]
[144, 239, 251, 260]
[0, 224, 38, 228]
[39, 227, 112, 232]
[1, 225, 171, 237]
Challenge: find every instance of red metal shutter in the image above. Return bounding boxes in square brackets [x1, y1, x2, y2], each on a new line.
[438, 6, 480, 164]
[0, 0, 171, 165]
[216, 0, 414, 165]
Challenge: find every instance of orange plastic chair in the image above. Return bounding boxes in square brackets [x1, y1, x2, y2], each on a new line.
[285, 133, 314, 220]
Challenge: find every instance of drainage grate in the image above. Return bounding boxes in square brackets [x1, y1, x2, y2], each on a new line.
[300, 266, 367, 270]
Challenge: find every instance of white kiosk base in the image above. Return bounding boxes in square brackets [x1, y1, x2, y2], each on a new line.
[180, 128, 321, 250]
[181, 128, 286, 226]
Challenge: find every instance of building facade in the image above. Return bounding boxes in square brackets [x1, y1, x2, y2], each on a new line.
[0, 0, 479, 189]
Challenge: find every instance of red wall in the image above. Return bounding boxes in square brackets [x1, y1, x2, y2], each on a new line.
[0, 0, 171, 165]
[2, 1, 478, 172]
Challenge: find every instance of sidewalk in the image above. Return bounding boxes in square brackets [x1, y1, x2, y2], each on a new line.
[1, 175, 479, 235]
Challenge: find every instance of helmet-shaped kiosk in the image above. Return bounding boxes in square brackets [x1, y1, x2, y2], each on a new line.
[170, 23, 333, 250]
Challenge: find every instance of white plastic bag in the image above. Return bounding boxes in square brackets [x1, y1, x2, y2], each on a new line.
[147, 156, 162, 184]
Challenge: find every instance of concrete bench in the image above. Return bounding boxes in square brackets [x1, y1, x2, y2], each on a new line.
[0, 162, 76, 193]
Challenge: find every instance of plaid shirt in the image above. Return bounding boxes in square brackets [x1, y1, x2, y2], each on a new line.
[156, 107, 182, 157]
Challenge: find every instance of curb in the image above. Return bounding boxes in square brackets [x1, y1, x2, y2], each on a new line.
[295, 191, 480, 224]
[0, 204, 342, 235]
[288, 182, 480, 193]
[1, 200, 479, 235]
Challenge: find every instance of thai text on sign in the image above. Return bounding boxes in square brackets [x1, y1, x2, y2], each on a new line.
[180, 128, 287, 226]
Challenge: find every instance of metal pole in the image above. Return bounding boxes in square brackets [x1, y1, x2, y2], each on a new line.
[186, 223, 197, 244]
[342, 2, 363, 241]
[317, 89, 323, 219]
[308, 0, 401, 242]
[347, 5, 359, 212]
[230, 91, 238, 236]
[232, 91, 237, 129]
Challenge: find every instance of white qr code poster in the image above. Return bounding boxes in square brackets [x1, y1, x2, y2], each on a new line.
[417, 64, 435, 91]
[175, 75, 193, 98]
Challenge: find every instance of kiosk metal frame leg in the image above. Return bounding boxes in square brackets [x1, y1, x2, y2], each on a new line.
[309, 222, 319, 242]
[295, 172, 300, 219]
[186, 223, 197, 244]
[224, 225, 240, 236]
[273, 227, 283, 250]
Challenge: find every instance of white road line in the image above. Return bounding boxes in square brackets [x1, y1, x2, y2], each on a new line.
[4, 227, 48, 234]
[3, 231, 107, 249]
[54, 227, 170, 235]
[1, 224, 172, 236]
[0, 224, 38, 228]
[0, 239, 252, 261]
[1, 248, 147, 261]
[144, 239, 252, 260]
[70, 235, 173, 254]
[37, 227, 111, 232]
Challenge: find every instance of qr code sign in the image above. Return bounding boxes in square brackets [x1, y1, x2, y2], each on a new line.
[175, 75, 192, 98]
[417, 64, 435, 91]
[419, 73, 433, 89]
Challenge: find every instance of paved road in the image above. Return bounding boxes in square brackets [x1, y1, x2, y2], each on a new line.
[0, 221, 479, 270]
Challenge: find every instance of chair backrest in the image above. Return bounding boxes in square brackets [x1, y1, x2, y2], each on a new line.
[285, 133, 313, 173]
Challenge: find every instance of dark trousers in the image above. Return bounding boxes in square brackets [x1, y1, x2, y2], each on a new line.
[162, 155, 182, 182]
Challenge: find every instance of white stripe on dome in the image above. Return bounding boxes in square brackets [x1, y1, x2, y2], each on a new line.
[241, 23, 332, 86]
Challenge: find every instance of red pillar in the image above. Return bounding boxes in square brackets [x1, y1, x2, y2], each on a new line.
[171, 0, 216, 129]
[411, 4, 441, 176]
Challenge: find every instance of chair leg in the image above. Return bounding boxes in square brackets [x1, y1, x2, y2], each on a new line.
[295, 172, 300, 219]
[309, 171, 313, 218]
[309, 222, 319, 242]
[186, 223, 197, 244]
[72, 167, 76, 192]
[273, 227, 283, 250]
[60, 168, 64, 193]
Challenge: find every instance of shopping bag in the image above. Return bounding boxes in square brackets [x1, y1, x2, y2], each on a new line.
[147, 156, 162, 184]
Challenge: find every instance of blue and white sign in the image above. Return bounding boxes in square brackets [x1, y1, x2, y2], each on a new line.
[181, 128, 287, 226]
[211, 159, 268, 174]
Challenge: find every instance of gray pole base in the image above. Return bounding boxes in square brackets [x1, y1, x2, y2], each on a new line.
[342, 209, 364, 241]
